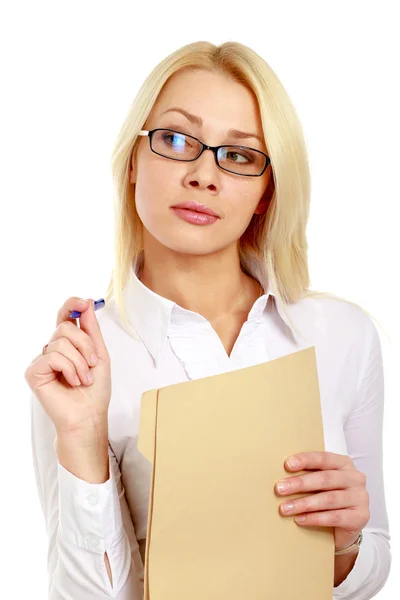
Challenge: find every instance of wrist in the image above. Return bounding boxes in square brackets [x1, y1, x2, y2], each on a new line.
[56, 423, 110, 484]
[335, 531, 363, 555]
[334, 549, 359, 587]
[56, 412, 109, 440]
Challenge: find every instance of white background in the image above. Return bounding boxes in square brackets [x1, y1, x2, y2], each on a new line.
[0, 1, 398, 597]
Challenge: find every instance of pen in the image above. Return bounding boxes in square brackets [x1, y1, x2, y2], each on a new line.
[70, 298, 105, 319]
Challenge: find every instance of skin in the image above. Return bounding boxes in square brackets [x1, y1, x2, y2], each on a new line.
[129, 69, 369, 586]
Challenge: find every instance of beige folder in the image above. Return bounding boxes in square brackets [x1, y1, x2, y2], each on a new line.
[138, 346, 335, 599]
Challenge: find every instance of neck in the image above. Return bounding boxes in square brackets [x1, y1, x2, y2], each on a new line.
[138, 239, 263, 323]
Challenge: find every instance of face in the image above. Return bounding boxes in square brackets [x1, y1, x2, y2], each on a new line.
[130, 69, 272, 257]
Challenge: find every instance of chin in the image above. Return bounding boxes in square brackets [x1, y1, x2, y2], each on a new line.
[139, 213, 239, 257]
[146, 229, 227, 257]
[159, 237, 222, 256]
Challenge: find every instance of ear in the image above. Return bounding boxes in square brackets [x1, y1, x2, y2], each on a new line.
[254, 196, 271, 215]
[254, 173, 274, 215]
[129, 146, 138, 184]
[129, 164, 136, 185]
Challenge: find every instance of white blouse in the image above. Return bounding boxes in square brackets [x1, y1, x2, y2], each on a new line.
[30, 262, 391, 599]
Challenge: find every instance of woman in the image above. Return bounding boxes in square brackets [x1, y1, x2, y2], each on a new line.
[25, 40, 391, 599]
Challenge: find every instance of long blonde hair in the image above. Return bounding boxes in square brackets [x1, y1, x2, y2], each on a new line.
[105, 40, 389, 343]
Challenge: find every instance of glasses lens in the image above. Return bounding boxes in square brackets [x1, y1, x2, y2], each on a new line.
[217, 146, 266, 176]
[151, 129, 267, 175]
[152, 129, 201, 160]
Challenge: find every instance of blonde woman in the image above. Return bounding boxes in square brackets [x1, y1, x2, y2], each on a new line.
[25, 41, 391, 599]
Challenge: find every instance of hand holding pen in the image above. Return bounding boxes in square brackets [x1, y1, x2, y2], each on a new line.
[24, 297, 110, 438]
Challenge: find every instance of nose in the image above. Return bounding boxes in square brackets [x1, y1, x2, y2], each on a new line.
[196, 145, 219, 168]
[185, 147, 219, 191]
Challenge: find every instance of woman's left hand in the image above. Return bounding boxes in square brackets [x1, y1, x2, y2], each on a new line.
[274, 451, 370, 552]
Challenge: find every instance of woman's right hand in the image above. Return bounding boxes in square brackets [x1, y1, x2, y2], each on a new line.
[25, 297, 111, 437]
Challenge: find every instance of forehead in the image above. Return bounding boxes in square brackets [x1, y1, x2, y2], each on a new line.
[148, 69, 263, 135]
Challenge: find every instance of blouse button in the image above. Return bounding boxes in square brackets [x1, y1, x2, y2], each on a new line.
[84, 534, 100, 550]
[86, 493, 98, 507]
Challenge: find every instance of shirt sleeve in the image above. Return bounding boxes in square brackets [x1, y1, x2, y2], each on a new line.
[333, 314, 392, 598]
[30, 391, 145, 599]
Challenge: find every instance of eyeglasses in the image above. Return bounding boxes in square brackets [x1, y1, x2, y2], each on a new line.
[137, 128, 271, 177]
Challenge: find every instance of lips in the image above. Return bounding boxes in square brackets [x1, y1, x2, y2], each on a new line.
[170, 201, 219, 218]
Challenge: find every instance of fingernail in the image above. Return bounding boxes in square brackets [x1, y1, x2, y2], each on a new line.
[87, 371, 94, 383]
[287, 457, 301, 468]
[70, 298, 105, 319]
[90, 353, 98, 366]
[282, 502, 295, 513]
[277, 481, 289, 493]
[295, 516, 307, 523]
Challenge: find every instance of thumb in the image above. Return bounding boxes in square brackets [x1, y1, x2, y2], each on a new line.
[78, 299, 108, 360]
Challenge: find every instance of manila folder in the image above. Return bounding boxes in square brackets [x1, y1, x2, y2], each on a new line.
[138, 345, 335, 599]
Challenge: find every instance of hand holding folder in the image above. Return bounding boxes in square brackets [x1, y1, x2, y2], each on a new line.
[138, 346, 335, 599]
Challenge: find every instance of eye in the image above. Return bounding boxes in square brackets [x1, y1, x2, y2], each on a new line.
[222, 148, 255, 164]
[162, 131, 194, 150]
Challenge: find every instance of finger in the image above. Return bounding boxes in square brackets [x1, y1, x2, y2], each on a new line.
[47, 320, 98, 369]
[275, 469, 365, 495]
[279, 489, 360, 516]
[285, 451, 354, 473]
[293, 507, 369, 529]
[76, 298, 109, 361]
[56, 297, 89, 328]
[26, 350, 82, 388]
[45, 337, 95, 386]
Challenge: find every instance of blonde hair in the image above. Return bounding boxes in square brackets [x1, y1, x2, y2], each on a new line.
[105, 40, 389, 343]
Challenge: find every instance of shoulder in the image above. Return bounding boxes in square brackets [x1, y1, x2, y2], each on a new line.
[288, 292, 378, 349]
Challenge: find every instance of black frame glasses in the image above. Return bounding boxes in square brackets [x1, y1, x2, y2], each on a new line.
[137, 128, 271, 177]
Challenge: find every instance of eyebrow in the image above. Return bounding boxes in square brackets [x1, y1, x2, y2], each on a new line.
[159, 107, 264, 145]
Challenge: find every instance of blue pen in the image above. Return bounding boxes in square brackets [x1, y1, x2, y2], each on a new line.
[70, 298, 105, 319]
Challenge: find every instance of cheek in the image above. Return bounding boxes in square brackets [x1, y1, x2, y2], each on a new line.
[134, 160, 170, 219]
[228, 192, 261, 227]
